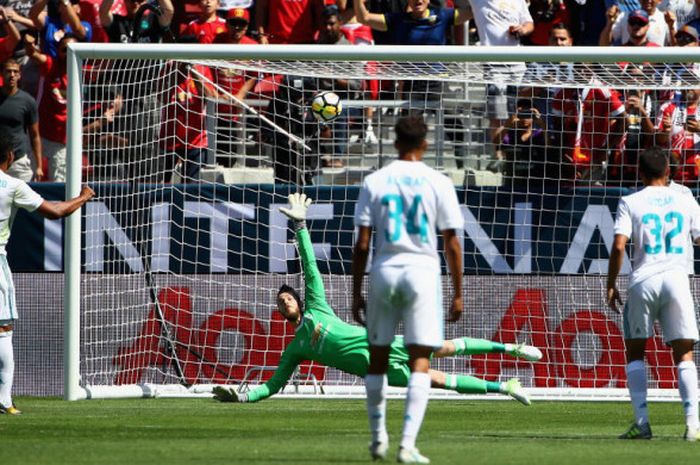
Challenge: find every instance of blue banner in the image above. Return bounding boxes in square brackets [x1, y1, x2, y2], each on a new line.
[7, 184, 642, 274]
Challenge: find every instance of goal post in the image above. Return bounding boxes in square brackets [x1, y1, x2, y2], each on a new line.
[65, 43, 700, 401]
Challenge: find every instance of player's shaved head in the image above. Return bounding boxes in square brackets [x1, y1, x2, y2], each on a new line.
[639, 147, 668, 181]
[394, 115, 428, 154]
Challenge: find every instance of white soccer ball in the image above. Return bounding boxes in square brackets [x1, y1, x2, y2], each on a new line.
[310, 91, 342, 123]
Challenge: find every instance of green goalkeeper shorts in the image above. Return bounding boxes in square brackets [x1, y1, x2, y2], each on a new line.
[386, 336, 435, 388]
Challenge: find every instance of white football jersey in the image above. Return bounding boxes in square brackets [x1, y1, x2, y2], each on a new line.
[611, 10, 671, 46]
[354, 160, 463, 268]
[468, 0, 533, 46]
[614, 185, 700, 287]
[659, 0, 698, 31]
[669, 180, 696, 274]
[0, 171, 43, 255]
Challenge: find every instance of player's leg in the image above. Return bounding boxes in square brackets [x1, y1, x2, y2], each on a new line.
[366, 345, 391, 459]
[365, 267, 400, 460]
[397, 267, 441, 464]
[619, 280, 656, 439]
[0, 257, 18, 415]
[619, 338, 651, 438]
[660, 273, 700, 441]
[434, 337, 542, 361]
[387, 337, 529, 404]
[429, 369, 531, 406]
[398, 345, 432, 464]
[0, 331, 14, 414]
[671, 340, 700, 441]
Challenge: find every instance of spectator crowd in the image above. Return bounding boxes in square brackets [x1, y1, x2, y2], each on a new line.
[0, 0, 699, 186]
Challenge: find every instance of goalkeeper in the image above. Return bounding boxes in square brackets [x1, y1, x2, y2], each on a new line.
[214, 193, 541, 404]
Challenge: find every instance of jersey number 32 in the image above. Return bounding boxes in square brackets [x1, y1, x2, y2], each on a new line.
[642, 211, 684, 255]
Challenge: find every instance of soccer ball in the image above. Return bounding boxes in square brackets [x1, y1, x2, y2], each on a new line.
[310, 91, 342, 123]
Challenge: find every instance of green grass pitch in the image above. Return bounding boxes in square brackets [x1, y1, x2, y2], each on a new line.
[0, 397, 697, 464]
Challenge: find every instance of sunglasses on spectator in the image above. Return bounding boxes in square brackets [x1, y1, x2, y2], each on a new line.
[628, 19, 648, 28]
[228, 19, 248, 29]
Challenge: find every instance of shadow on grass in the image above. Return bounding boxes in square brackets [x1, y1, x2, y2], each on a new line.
[474, 432, 681, 442]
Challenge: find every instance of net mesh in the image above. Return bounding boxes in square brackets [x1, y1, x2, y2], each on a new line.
[191, 58, 700, 90]
[74, 51, 700, 398]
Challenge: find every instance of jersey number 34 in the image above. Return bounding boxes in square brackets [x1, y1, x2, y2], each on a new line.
[382, 194, 428, 243]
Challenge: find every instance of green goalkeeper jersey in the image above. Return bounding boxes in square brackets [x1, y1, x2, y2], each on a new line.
[246, 227, 372, 402]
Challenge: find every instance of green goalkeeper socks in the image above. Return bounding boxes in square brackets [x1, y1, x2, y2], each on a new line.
[445, 374, 502, 394]
[450, 337, 506, 355]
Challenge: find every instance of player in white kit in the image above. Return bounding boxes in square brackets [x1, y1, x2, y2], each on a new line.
[352, 115, 464, 463]
[607, 147, 700, 441]
[0, 135, 94, 414]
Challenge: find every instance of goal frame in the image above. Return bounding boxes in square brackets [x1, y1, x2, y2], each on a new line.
[65, 43, 700, 401]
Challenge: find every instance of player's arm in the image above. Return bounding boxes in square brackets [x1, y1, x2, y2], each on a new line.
[255, 0, 269, 44]
[297, 227, 331, 312]
[28, 122, 44, 181]
[58, 0, 88, 41]
[29, 0, 48, 29]
[442, 228, 463, 322]
[156, 0, 174, 28]
[607, 197, 631, 313]
[598, 5, 619, 46]
[351, 225, 372, 326]
[5, 7, 35, 29]
[235, 77, 257, 102]
[36, 186, 94, 219]
[352, 182, 372, 326]
[98, 0, 114, 28]
[24, 34, 47, 65]
[280, 193, 332, 313]
[606, 234, 628, 313]
[214, 345, 302, 403]
[690, 200, 700, 245]
[0, 8, 21, 53]
[353, 0, 387, 32]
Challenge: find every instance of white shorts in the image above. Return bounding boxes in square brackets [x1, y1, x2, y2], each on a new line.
[6, 154, 34, 182]
[366, 264, 443, 349]
[41, 137, 66, 182]
[624, 270, 699, 343]
[0, 255, 17, 322]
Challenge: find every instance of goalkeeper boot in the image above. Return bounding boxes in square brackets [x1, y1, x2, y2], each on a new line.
[618, 422, 652, 440]
[0, 403, 21, 415]
[506, 343, 543, 362]
[684, 426, 700, 442]
[397, 447, 430, 464]
[502, 378, 531, 406]
[369, 440, 388, 461]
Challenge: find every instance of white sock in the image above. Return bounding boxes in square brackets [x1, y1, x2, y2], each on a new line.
[626, 360, 649, 426]
[365, 374, 388, 444]
[678, 360, 699, 430]
[400, 372, 431, 450]
[0, 332, 14, 408]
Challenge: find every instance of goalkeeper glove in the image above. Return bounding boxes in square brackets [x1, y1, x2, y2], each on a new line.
[279, 193, 312, 230]
[212, 386, 248, 403]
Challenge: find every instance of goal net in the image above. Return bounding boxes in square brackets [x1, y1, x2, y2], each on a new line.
[66, 44, 700, 400]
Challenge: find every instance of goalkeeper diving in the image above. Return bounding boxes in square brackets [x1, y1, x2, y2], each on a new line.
[213, 193, 541, 405]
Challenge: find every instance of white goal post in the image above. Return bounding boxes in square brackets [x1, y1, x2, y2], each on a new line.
[65, 43, 700, 401]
